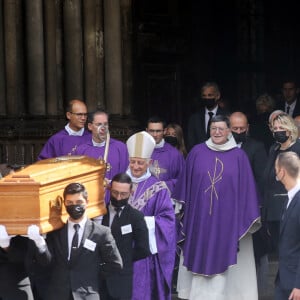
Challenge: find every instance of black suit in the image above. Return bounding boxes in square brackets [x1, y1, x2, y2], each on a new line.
[277, 98, 300, 117]
[275, 190, 300, 299]
[36, 218, 122, 300]
[101, 204, 150, 300]
[241, 137, 267, 195]
[240, 137, 271, 261]
[187, 106, 229, 150]
[0, 236, 34, 300]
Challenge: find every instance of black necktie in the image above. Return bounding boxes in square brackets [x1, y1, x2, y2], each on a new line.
[111, 207, 122, 229]
[71, 224, 80, 258]
[207, 112, 214, 137]
[286, 106, 290, 115]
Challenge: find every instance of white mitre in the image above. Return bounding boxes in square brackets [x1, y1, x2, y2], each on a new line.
[126, 131, 156, 159]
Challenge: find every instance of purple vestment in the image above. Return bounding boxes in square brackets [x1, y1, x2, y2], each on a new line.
[38, 129, 91, 160]
[172, 143, 260, 276]
[128, 176, 175, 300]
[73, 138, 129, 203]
[150, 142, 185, 193]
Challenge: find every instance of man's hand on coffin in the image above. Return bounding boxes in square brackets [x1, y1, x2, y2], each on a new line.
[27, 225, 46, 249]
[0, 224, 11, 248]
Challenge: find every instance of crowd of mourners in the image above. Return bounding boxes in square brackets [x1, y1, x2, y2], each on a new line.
[1, 78, 300, 300]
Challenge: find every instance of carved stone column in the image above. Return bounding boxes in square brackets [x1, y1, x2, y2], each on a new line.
[0, 0, 5, 115]
[120, 0, 133, 116]
[25, 0, 46, 115]
[83, 0, 105, 110]
[4, 0, 24, 115]
[63, 0, 83, 102]
[44, 0, 61, 115]
[104, 0, 123, 114]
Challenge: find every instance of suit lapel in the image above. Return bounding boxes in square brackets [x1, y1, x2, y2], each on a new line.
[280, 191, 300, 234]
[69, 219, 93, 264]
[58, 224, 69, 261]
[81, 219, 93, 246]
[102, 206, 110, 227]
[111, 205, 130, 236]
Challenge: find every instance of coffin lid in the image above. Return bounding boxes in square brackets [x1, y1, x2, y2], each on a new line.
[0, 155, 106, 185]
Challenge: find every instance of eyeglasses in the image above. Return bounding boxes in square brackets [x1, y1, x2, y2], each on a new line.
[70, 112, 88, 117]
[148, 129, 163, 134]
[210, 127, 228, 132]
[93, 122, 109, 128]
[111, 190, 130, 198]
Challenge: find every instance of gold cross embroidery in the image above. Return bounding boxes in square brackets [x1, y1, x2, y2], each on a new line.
[68, 145, 77, 155]
[205, 157, 224, 215]
[150, 160, 167, 179]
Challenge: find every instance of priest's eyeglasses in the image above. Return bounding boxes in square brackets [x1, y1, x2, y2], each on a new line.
[93, 122, 109, 128]
[111, 190, 130, 199]
[210, 127, 228, 132]
[70, 112, 88, 117]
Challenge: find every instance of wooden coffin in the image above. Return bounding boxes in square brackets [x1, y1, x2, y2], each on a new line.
[0, 156, 107, 235]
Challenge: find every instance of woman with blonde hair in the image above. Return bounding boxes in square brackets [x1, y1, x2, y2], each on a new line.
[165, 123, 187, 157]
[263, 113, 300, 256]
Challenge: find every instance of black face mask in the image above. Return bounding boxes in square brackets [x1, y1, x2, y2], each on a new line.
[232, 131, 247, 144]
[66, 205, 86, 220]
[203, 98, 217, 110]
[273, 131, 289, 144]
[110, 197, 129, 208]
[164, 136, 178, 147]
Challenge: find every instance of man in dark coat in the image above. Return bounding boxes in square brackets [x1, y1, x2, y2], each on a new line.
[101, 173, 151, 300]
[277, 79, 300, 117]
[274, 151, 300, 300]
[187, 81, 229, 150]
[28, 182, 123, 300]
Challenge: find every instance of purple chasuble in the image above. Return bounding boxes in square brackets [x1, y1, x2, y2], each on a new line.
[73, 138, 129, 203]
[151, 142, 185, 193]
[128, 176, 175, 300]
[172, 143, 260, 276]
[38, 129, 91, 160]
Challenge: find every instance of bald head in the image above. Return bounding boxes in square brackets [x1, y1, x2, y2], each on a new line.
[65, 99, 88, 131]
[229, 112, 249, 133]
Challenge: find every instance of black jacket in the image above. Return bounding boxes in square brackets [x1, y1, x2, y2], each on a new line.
[101, 204, 150, 299]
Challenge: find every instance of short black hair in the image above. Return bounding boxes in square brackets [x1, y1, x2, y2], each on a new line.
[111, 173, 133, 190]
[63, 183, 88, 200]
[147, 115, 166, 128]
[282, 77, 298, 87]
[87, 110, 109, 123]
[211, 114, 230, 128]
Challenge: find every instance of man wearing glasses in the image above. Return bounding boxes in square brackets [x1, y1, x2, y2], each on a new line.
[146, 116, 185, 195]
[72, 110, 129, 204]
[173, 115, 260, 300]
[100, 173, 150, 300]
[38, 99, 91, 160]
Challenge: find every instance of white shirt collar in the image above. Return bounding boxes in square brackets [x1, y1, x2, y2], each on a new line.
[67, 216, 87, 230]
[126, 168, 152, 183]
[205, 134, 237, 151]
[155, 139, 165, 148]
[287, 182, 300, 208]
[92, 139, 106, 147]
[286, 100, 296, 109]
[205, 105, 218, 115]
[65, 123, 85, 136]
